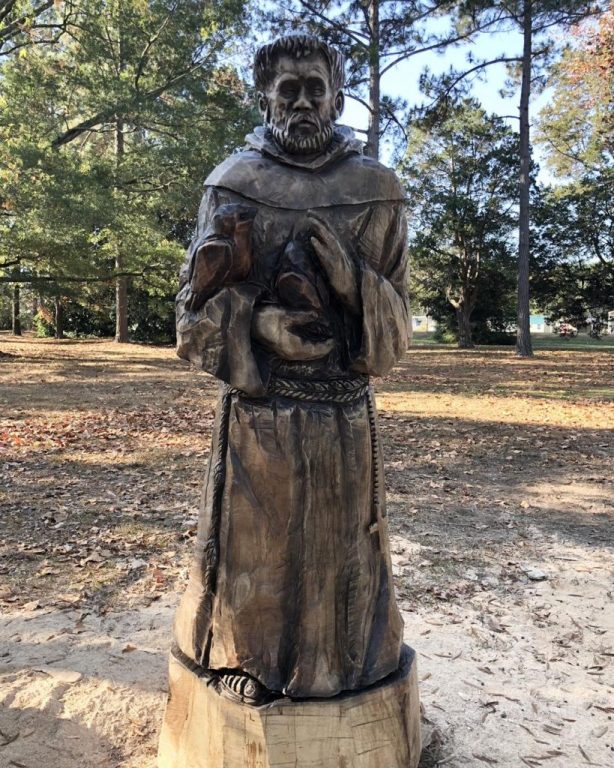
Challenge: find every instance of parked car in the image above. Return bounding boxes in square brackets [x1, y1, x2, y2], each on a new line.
[557, 322, 578, 338]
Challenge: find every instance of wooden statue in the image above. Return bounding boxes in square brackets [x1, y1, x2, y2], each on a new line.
[159, 33, 420, 768]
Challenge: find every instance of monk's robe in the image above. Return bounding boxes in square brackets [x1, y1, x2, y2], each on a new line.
[173, 125, 409, 698]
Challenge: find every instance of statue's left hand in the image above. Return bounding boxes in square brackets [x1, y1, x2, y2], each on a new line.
[308, 214, 360, 315]
[252, 305, 335, 361]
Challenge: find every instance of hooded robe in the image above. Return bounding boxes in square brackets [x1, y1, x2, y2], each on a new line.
[172, 126, 409, 699]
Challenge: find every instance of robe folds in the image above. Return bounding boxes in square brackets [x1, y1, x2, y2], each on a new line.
[173, 127, 410, 699]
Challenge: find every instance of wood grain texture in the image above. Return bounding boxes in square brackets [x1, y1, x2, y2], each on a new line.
[158, 646, 421, 768]
[172, 141, 410, 697]
[164, 35, 419, 765]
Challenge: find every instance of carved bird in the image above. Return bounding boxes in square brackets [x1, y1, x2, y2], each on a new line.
[186, 204, 257, 311]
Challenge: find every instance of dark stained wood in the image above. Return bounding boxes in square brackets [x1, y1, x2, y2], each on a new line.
[160, 32, 418, 766]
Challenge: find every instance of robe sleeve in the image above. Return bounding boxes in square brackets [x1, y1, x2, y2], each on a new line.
[175, 187, 269, 396]
[350, 202, 410, 377]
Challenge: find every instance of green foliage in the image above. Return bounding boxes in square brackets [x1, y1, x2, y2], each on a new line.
[432, 325, 458, 345]
[0, 0, 253, 342]
[536, 3, 613, 178]
[0, 284, 13, 328]
[472, 327, 516, 346]
[420, 1, 603, 105]
[33, 305, 55, 337]
[401, 99, 519, 347]
[63, 298, 115, 338]
[531, 180, 614, 324]
[419, 1, 604, 357]
[0, 0, 71, 56]
[128, 285, 176, 343]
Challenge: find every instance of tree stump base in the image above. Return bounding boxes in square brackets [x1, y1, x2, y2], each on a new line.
[158, 645, 421, 768]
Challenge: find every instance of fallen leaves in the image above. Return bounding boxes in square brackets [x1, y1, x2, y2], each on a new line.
[523, 567, 549, 581]
[34, 667, 83, 684]
[578, 744, 595, 764]
[1, 338, 613, 767]
[519, 751, 566, 765]
[122, 643, 137, 654]
[0, 728, 20, 747]
[486, 691, 522, 704]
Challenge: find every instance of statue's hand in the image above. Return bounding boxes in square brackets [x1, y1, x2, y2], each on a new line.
[252, 305, 334, 361]
[189, 238, 232, 290]
[308, 214, 360, 314]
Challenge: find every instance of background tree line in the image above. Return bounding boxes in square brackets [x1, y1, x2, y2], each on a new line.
[1, 0, 612, 349]
[1, 0, 254, 342]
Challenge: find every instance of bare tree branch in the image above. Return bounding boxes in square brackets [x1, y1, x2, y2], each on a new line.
[423, 56, 523, 110]
[296, 0, 369, 47]
[52, 54, 216, 147]
[380, 12, 518, 77]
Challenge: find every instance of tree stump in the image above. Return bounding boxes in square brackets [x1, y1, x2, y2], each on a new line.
[158, 645, 421, 768]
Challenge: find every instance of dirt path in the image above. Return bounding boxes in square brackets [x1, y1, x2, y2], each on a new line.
[1, 336, 612, 767]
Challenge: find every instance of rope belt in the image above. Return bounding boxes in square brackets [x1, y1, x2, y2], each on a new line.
[228, 374, 370, 404]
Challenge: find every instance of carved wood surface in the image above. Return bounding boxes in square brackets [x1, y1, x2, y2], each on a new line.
[161, 34, 420, 765]
[158, 646, 421, 768]
[172, 132, 411, 698]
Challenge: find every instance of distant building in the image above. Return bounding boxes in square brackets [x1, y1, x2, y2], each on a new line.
[411, 314, 557, 334]
[530, 314, 554, 334]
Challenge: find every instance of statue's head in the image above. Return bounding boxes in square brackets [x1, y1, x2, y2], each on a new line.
[254, 34, 345, 155]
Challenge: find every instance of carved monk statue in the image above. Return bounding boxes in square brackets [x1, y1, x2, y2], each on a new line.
[161, 33, 419, 768]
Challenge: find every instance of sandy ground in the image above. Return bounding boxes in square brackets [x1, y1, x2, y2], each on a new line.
[1, 336, 612, 767]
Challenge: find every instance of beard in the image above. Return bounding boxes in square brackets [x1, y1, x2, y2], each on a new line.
[268, 111, 334, 155]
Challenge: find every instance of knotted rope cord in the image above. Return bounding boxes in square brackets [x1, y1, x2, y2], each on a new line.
[228, 373, 369, 404]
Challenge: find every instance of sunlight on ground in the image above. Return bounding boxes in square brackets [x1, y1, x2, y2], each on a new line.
[376, 390, 612, 428]
[1, 337, 612, 768]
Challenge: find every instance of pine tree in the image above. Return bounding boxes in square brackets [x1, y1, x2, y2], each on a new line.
[401, 99, 519, 347]
[0, 1, 72, 56]
[425, 1, 604, 356]
[0, 0, 254, 341]
[260, 1, 509, 158]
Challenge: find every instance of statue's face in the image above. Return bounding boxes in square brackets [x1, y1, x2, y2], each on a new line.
[260, 52, 343, 155]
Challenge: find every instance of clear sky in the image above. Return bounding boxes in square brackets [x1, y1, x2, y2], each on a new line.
[341, 27, 554, 178]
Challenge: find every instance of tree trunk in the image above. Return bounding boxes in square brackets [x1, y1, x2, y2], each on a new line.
[114, 26, 128, 344]
[54, 296, 64, 340]
[115, 254, 128, 342]
[114, 113, 129, 343]
[12, 284, 22, 336]
[516, 0, 533, 357]
[456, 305, 474, 348]
[159, 648, 421, 768]
[365, 0, 380, 159]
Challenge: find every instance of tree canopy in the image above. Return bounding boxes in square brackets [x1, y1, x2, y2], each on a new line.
[1, 0, 612, 345]
[0, 0, 254, 340]
[402, 99, 519, 347]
